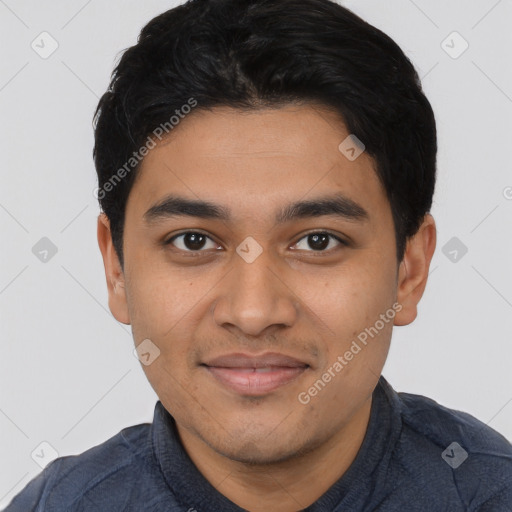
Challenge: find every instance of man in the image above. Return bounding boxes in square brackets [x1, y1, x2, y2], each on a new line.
[6, 0, 512, 510]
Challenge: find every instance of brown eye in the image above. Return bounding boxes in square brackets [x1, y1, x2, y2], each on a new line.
[293, 232, 346, 252]
[167, 232, 218, 252]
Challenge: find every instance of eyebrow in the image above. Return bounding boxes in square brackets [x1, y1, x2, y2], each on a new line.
[143, 193, 369, 225]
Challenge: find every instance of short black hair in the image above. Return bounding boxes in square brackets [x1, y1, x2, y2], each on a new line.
[93, 0, 437, 269]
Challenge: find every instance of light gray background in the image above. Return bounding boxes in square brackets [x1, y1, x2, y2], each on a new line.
[1, 0, 511, 508]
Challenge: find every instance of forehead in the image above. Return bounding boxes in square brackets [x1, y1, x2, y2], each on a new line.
[127, 105, 390, 225]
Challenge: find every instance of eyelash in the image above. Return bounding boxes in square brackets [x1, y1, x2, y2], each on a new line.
[164, 230, 348, 254]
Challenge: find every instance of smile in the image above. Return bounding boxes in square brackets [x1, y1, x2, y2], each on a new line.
[204, 366, 308, 395]
[201, 352, 310, 396]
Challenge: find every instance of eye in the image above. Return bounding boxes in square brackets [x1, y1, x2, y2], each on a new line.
[292, 231, 347, 252]
[166, 231, 220, 252]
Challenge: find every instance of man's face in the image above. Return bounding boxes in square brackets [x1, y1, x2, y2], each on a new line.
[108, 105, 403, 463]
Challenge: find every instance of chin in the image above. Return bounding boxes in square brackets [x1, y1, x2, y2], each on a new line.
[204, 424, 319, 466]
[215, 441, 303, 466]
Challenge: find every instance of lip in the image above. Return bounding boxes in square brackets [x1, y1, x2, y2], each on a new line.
[202, 352, 309, 396]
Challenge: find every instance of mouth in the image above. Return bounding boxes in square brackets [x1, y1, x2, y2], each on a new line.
[201, 352, 310, 396]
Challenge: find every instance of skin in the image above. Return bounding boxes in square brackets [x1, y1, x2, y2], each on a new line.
[98, 104, 436, 511]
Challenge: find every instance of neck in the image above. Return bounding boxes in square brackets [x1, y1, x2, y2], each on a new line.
[176, 395, 372, 512]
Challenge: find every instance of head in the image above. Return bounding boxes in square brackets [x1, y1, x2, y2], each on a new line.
[95, 0, 437, 464]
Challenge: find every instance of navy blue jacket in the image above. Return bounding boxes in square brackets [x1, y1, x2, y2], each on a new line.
[5, 376, 512, 511]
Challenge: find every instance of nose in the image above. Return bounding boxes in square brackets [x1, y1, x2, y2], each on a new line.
[212, 245, 298, 337]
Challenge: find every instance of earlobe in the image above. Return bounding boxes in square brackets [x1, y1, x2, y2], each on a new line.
[394, 214, 436, 327]
[97, 213, 131, 325]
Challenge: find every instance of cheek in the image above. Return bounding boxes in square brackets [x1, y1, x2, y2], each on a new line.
[125, 269, 182, 342]
[125, 264, 218, 360]
[304, 264, 390, 328]
[126, 270, 206, 409]
[304, 260, 395, 360]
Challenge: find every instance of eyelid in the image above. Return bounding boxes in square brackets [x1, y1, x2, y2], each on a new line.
[163, 228, 350, 254]
[165, 230, 221, 251]
[165, 229, 348, 253]
[165, 229, 213, 242]
[291, 230, 348, 251]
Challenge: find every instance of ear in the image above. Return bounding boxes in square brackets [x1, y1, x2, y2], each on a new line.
[97, 213, 131, 325]
[394, 214, 436, 326]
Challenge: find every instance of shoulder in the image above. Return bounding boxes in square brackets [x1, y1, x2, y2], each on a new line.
[397, 388, 512, 457]
[389, 384, 512, 509]
[4, 422, 167, 511]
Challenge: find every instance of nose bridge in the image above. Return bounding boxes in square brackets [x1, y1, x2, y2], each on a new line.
[212, 241, 298, 335]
